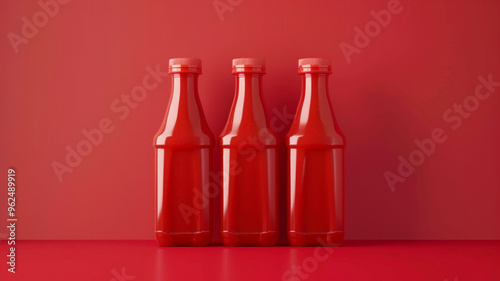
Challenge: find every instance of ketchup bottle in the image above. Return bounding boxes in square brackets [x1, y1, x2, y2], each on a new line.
[154, 58, 214, 246]
[286, 58, 346, 247]
[219, 58, 279, 246]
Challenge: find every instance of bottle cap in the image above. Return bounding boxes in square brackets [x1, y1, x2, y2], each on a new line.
[298, 58, 332, 74]
[169, 58, 202, 74]
[232, 58, 266, 74]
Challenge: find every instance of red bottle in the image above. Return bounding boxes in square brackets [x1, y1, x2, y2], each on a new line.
[286, 58, 346, 247]
[154, 58, 214, 246]
[220, 58, 279, 246]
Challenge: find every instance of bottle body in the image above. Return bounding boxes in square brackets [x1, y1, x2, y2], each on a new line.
[154, 58, 214, 246]
[220, 145, 278, 246]
[287, 147, 344, 246]
[286, 58, 345, 247]
[220, 58, 278, 246]
[155, 147, 212, 246]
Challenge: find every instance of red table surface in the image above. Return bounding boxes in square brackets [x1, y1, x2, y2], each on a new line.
[2, 240, 499, 280]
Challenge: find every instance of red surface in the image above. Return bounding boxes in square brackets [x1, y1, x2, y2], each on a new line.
[2, 240, 499, 280]
[0, 0, 500, 241]
[154, 58, 214, 246]
[220, 58, 279, 246]
[287, 59, 346, 246]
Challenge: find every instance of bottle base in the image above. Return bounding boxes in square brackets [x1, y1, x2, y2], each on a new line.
[221, 231, 278, 246]
[156, 231, 211, 247]
[287, 231, 344, 247]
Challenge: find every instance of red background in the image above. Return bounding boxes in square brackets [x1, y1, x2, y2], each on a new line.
[1, 0, 499, 242]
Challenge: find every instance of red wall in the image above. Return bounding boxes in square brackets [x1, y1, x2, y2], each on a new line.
[1, 0, 499, 240]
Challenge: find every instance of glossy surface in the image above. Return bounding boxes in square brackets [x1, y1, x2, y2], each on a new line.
[219, 59, 279, 246]
[154, 58, 214, 246]
[286, 59, 346, 246]
[4, 240, 500, 281]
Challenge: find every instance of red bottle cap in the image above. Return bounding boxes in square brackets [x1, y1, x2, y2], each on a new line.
[232, 58, 266, 74]
[298, 58, 332, 74]
[169, 58, 202, 74]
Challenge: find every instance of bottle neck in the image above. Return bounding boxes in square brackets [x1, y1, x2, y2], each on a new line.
[292, 73, 336, 134]
[172, 72, 198, 98]
[155, 72, 214, 147]
[162, 73, 207, 135]
[287, 72, 345, 147]
[219, 73, 278, 146]
[302, 73, 330, 109]
[231, 73, 268, 128]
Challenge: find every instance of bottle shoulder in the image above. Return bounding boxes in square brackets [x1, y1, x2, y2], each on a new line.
[219, 107, 278, 147]
[286, 123, 345, 147]
[154, 126, 214, 148]
[219, 126, 278, 147]
[286, 99, 345, 147]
